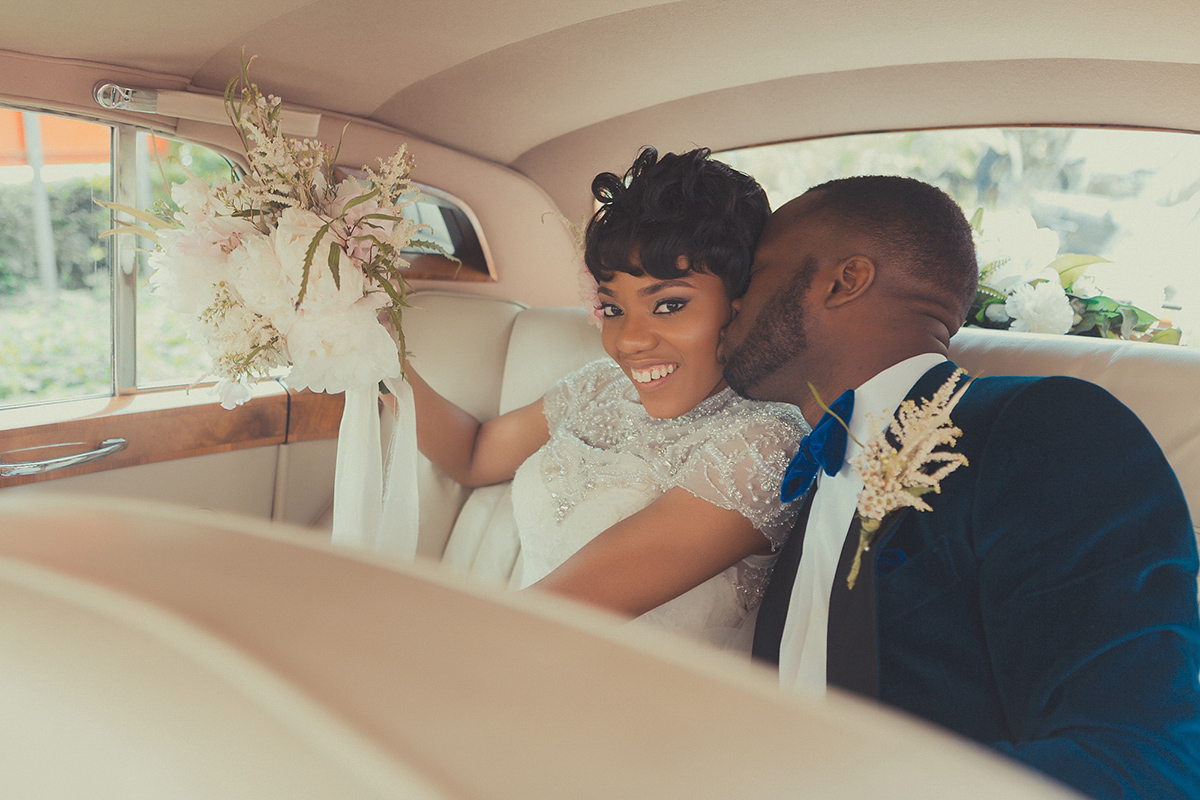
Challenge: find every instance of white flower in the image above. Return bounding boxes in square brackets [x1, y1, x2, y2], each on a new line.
[192, 291, 285, 376]
[213, 376, 253, 410]
[975, 208, 1061, 292]
[149, 234, 224, 316]
[984, 303, 1011, 324]
[273, 207, 366, 310]
[1068, 273, 1099, 299]
[380, 214, 417, 263]
[141, 68, 419, 407]
[1007, 280, 1074, 334]
[171, 175, 218, 217]
[845, 370, 971, 589]
[150, 212, 260, 311]
[285, 297, 402, 394]
[228, 231, 296, 331]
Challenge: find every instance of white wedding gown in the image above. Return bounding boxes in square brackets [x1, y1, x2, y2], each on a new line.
[512, 359, 807, 652]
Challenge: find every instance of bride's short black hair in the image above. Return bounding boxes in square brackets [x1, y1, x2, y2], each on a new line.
[583, 147, 769, 298]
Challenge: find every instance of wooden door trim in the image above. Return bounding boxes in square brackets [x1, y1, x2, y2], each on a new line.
[0, 382, 346, 488]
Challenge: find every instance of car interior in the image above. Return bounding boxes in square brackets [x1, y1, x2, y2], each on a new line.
[0, 1, 1197, 796]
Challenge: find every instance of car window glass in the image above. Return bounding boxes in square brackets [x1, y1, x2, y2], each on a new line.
[719, 128, 1200, 346]
[0, 111, 240, 411]
[399, 185, 494, 282]
[0, 109, 112, 408]
[135, 133, 234, 389]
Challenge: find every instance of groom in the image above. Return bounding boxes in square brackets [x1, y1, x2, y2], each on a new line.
[721, 176, 1200, 799]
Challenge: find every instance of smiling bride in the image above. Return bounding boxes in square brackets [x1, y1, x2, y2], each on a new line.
[404, 148, 808, 651]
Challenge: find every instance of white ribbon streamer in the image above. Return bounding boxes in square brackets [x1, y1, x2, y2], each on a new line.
[329, 381, 421, 558]
[330, 384, 383, 549]
[379, 376, 421, 558]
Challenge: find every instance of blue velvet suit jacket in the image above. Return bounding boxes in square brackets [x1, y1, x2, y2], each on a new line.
[756, 361, 1200, 799]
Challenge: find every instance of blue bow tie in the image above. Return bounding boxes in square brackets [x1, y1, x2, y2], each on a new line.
[781, 389, 855, 502]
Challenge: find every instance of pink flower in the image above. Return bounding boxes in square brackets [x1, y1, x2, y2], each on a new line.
[578, 264, 603, 327]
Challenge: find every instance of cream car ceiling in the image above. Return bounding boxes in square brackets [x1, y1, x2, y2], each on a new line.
[4, 0, 1200, 224]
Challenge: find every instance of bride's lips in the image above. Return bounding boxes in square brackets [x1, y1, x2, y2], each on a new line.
[627, 362, 679, 389]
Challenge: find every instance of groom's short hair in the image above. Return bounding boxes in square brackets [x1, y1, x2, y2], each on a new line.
[804, 175, 978, 319]
[585, 147, 769, 298]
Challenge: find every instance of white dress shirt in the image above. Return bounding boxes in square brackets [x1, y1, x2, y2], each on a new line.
[778, 353, 948, 695]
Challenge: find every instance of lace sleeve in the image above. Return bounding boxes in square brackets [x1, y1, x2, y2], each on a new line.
[540, 359, 621, 431]
[676, 404, 807, 549]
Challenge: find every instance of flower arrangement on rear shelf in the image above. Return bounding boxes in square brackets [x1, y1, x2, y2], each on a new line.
[106, 59, 440, 408]
[966, 208, 1181, 345]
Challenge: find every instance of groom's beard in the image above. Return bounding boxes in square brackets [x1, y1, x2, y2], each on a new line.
[723, 257, 816, 399]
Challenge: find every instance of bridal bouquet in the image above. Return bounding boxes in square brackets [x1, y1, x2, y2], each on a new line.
[101, 59, 441, 557]
[967, 208, 1180, 345]
[112, 60, 434, 408]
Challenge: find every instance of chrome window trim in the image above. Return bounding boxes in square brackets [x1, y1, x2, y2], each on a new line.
[112, 121, 138, 392]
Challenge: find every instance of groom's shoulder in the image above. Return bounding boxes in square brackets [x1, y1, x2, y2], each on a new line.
[962, 373, 1160, 455]
[965, 373, 1125, 416]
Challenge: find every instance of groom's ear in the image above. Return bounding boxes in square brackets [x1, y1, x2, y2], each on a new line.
[824, 255, 875, 308]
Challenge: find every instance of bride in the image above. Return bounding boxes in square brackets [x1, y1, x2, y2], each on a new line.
[405, 147, 808, 650]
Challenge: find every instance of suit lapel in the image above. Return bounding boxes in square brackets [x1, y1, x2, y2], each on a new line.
[909, 359, 960, 403]
[824, 359, 960, 697]
[752, 488, 815, 664]
[755, 360, 964, 677]
[825, 509, 910, 697]
[826, 514, 878, 695]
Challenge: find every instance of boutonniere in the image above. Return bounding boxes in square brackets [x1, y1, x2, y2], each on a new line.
[814, 369, 972, 589]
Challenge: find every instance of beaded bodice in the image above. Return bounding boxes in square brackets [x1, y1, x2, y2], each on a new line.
[512, 359, 808, 646]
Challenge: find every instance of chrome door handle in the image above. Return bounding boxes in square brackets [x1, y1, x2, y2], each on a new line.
[0, 438, 128, 477]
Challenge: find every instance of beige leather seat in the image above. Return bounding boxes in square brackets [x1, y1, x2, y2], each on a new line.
[403, 291, 606, 582]
[0, 495, 1080, 799]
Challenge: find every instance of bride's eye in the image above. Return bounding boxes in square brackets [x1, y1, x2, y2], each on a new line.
[600, 303, 622, 318]
[654, 298, 687, 314]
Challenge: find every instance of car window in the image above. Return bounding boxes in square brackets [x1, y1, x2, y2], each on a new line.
[0, 107, 496, 413]
[0, 108, 232, 409]
[135, 132, 233, 389]
[719, 128, 1200, 346]
[0, 109, 113, 407]
[394, 184, 495, 282]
